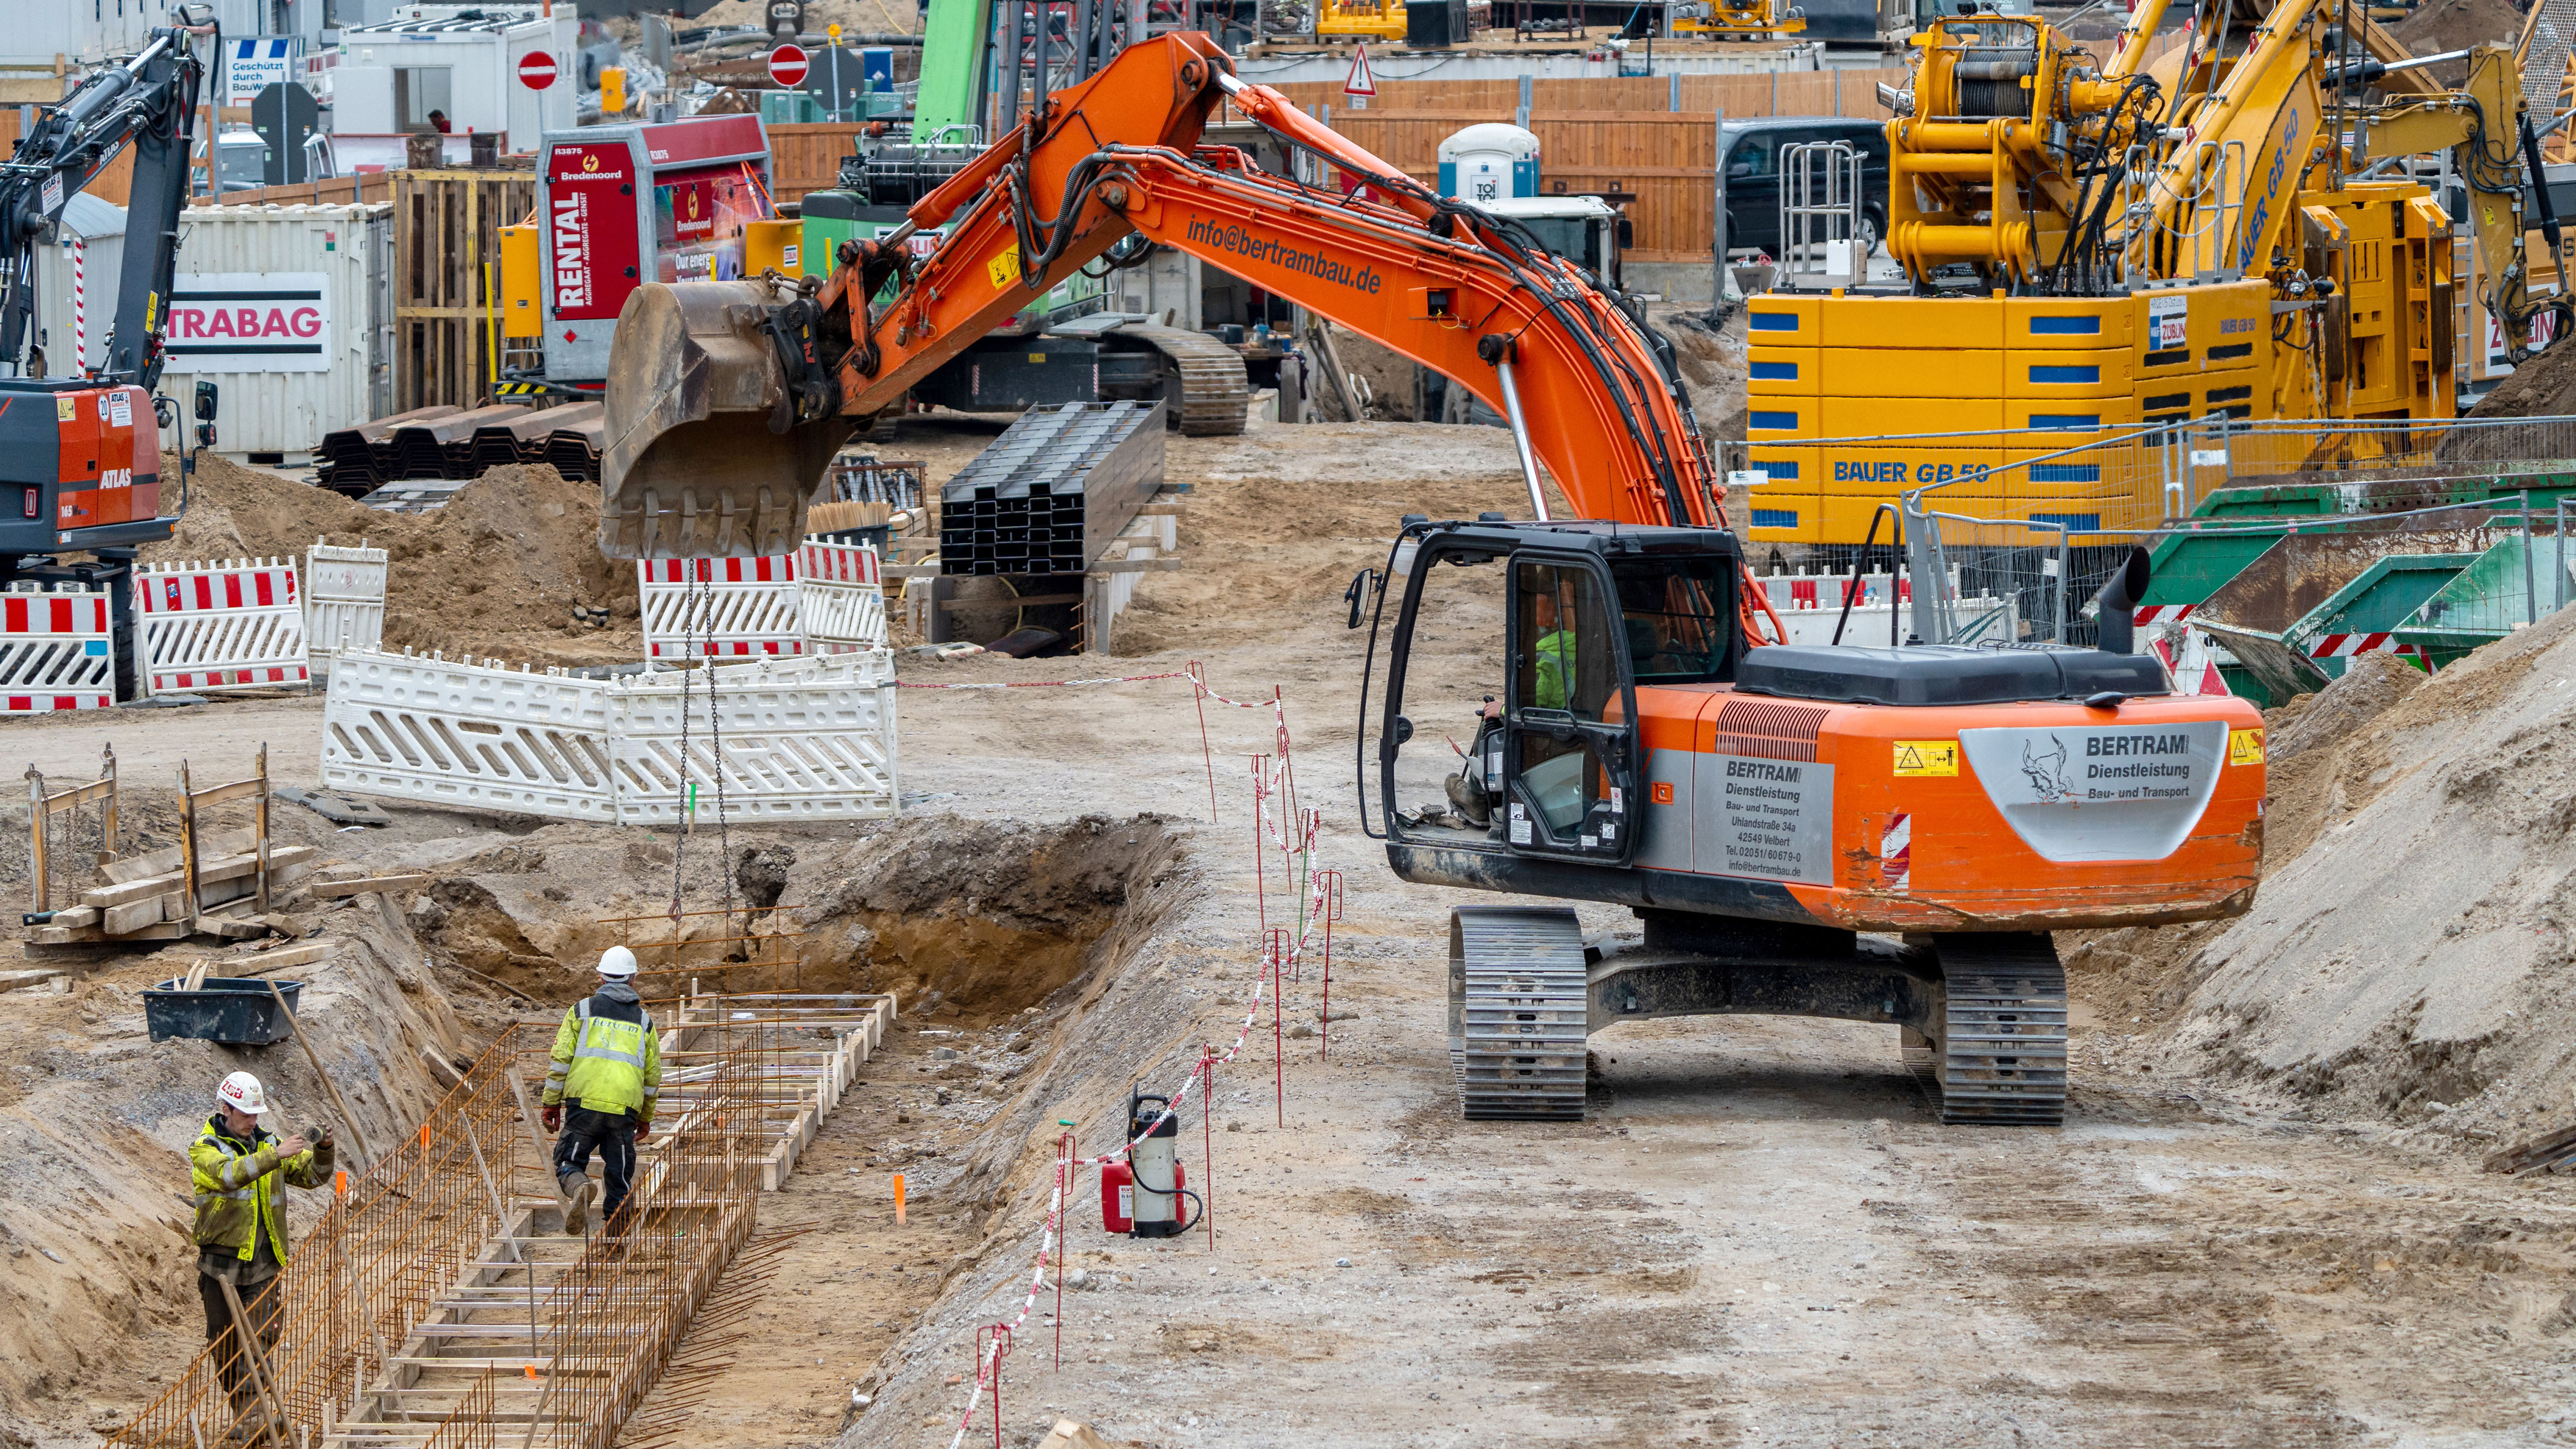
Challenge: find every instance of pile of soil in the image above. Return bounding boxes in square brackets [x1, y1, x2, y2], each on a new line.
[2113, 611, 2576, 1140]
[2390, 0, 2523, 88]
[146, 453, 641, 665]
[690, 0, 918, 32]
[2466, 332, 2576, 419]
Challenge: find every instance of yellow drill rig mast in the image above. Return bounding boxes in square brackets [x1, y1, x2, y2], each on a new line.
[1746, 0, 2570, 547]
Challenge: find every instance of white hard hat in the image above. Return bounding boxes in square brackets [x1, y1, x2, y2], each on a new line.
[217, 1071, 269, 1116]
[597, 945, 639, 979]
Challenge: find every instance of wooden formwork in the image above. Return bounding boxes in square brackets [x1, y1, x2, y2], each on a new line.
[392, 167, 539, 414]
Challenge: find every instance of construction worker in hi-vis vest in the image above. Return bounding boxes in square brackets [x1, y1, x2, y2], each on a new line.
[191, 1071, 333, 1423]
[542, 945, 660, 1234]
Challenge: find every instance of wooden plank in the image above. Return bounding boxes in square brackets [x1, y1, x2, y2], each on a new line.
[40, 906, 99, 929]
[103, 827, 256, 884]
[105, 896, 171, 935]
[235, 940, 339, 973]
[81, 845, 317, 910]
[314, 874, 433, 899]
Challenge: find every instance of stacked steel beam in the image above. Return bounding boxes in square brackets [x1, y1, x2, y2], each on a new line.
[938, 400, 1166, 576]
[314, 401, 605, 495]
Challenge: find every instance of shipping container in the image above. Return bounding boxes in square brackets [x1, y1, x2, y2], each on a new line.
[31, 194, 131, 380]
[152, 204, 396, 463]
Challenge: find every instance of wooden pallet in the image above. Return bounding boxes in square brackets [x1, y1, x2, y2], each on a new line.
[392, 169, 539, 413]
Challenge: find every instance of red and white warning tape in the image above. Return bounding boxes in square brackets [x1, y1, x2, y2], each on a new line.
[939, 679, 1327, 1449]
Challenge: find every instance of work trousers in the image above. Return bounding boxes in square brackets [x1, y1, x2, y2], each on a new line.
[198, 1269, 283, 1425]
[553, 1105, 638, 1222]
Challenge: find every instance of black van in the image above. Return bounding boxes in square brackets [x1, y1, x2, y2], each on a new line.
[1719, 116, 1892, 259]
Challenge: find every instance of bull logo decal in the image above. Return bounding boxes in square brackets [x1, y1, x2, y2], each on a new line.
[2020, 736, 2072, 801]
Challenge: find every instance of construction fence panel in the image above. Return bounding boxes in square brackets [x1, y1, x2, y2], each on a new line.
[639, 556, 807, 659]
[793, 539, 889, 653]
[133, 557, 314, 696]
[304, 539, 389, 668]
[608, 654, 899, 826]
[0, 583, 115, 712]
[319, 648, 619, 821]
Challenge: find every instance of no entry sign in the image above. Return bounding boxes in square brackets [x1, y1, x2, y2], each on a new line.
[517, 49, 557, 91]
[768, 44, 810, 88]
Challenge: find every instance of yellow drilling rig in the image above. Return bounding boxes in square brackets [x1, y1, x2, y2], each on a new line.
[1743, 0, 2570, 545]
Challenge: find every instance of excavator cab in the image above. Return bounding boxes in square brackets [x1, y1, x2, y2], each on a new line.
[1363, 518, 1743, 872]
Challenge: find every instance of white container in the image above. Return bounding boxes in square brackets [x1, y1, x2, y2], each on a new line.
[152, 204, 394, 462]
[32, 194, 129, 380]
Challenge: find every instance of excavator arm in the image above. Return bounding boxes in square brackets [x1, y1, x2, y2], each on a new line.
[601, 35, 1768, 641]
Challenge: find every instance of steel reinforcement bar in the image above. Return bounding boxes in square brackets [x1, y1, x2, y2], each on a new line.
[101, 1023, 769, 1449]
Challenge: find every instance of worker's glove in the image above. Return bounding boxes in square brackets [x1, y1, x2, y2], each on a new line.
[540, 1105, 562, 1132]
[633, 1122, 651, 1144]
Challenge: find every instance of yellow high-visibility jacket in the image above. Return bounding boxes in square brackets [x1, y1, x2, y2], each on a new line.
[189, 1116, 330, 1264]
[543, 991, 661, 1124]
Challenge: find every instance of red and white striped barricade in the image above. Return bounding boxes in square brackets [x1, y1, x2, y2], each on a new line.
[134, 558, 311, 696]
[2307, 631, 2418, 663]
[304, 538, 388, 672]
[0, 583, 115, 712]
[638, 556, 804, 659]
[793, 538, 888, 655]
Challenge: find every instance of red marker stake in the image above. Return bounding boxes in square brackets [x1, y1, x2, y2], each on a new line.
[1199, 1047, 1217, 1250]
[1269, 927, 1289, 1126]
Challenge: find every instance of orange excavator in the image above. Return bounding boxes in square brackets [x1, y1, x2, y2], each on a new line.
[597, 33, 2266, 1125]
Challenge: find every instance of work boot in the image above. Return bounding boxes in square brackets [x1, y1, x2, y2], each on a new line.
[1444, 770, 1491, 828]
[562, 1177, 596, 1236]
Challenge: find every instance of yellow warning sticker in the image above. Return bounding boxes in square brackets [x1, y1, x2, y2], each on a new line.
[2229, 727, 2265, 766]
[1027, 352, 1047, 364]
[1893, 740, 1958, 777]
[54, 397, 74, 422]
[988, 244, 1021, 290]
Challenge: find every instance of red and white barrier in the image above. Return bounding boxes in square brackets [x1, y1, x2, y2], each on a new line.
[638, 556, 804, 659]
[134, 558, 311, 696]
[793, 539, 888, 654]
[643, 541, 891, 660]
[0, 584, 115, 712]
[2307, 631, 2418, 660]
[304, 537, 388, 670]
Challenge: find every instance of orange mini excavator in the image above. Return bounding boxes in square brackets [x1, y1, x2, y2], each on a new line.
[595, 32, 2265, 1126]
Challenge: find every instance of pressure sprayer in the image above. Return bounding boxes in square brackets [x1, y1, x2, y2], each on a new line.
[1100, 1088, 1201, 1239]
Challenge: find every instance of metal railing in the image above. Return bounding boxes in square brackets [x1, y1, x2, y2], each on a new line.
[1777, 140, 1867, 289]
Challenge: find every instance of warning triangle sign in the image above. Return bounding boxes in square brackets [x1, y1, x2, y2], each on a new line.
[1345, 42, 1378, 96]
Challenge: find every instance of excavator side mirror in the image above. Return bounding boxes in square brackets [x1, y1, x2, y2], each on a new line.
[1344, 568, 1379, 629]
[194, 380, 218, 422]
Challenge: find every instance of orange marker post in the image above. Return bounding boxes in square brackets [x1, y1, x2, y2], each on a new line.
[893, 1172, 907, 1225]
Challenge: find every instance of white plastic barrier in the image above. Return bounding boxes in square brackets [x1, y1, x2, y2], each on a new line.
[0, 583, 115, 712]
[319, 649, 618, 821]
[640, 556, 804, 659]
[793, 539, 888, 654]
[134, 557, 311, 695]
[319, 648, 896, 825]
[304, 538, 389, 669]
[609, 653, 897, 823]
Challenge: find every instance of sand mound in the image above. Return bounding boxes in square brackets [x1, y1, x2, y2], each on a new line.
[2467, 333, 2576, 419]
[2150, 611, 2576, 1139]
[2391, 0, 2520, 88]
[144, 452, 640, 665]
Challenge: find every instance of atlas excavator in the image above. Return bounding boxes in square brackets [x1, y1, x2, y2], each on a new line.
[595, 32, 2267, 1126]
[0, 5, 216, 701]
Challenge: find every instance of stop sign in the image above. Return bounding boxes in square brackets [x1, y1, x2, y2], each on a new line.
[517, 50, 557, 91]
[768, 44, 810, 88]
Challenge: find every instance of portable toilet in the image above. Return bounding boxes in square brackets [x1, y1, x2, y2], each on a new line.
[1439, 124, 1540, 204]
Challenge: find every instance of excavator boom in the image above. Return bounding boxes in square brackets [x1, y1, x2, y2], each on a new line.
[600, 34, 1753, 597]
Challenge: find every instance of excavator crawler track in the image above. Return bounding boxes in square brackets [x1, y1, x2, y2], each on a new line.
[1128, 325, 1250, 436]
[1448, 905, 1588, 1120]
[1927, 933, 2067, 1126]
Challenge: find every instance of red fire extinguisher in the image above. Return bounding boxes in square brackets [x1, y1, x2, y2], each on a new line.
[1100, 1090, 1200, 1238]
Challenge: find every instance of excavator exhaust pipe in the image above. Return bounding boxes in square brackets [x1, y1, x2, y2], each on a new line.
[599, 280, 856, 561]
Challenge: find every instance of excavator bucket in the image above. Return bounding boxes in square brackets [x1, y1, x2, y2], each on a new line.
[598, 280, 855, 561]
